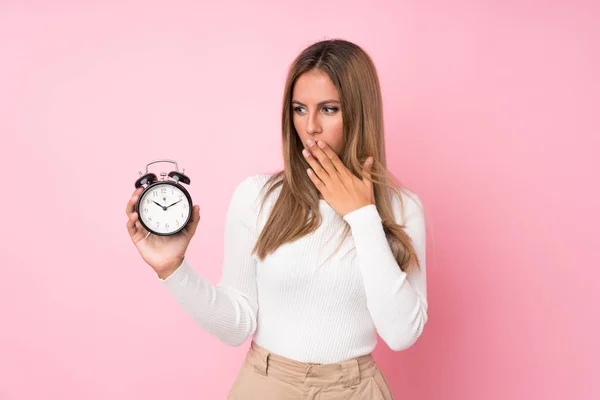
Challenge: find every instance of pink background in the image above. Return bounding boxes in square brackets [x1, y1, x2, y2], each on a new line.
[1, 0, 598, 399]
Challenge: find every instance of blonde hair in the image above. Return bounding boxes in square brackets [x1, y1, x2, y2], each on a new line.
[252, 39, 423, 273]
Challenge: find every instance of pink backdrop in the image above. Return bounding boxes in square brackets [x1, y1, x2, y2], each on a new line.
[1, 0, 598, 399]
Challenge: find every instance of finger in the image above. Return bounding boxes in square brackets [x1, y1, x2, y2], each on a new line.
[126, 211, 139, 238]
[302, 148, 331, 185]
[306, 142, 336, 180]
[135, 219, 149, 238]
[190, 205, 202, 232]
[183, 205, 201, 237]
[315, 140, 346, 175]
[306, 168, 325, 193]
[126, 187, 144, 216]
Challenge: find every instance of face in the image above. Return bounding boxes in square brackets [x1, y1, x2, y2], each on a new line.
[292, 69, 344, 156]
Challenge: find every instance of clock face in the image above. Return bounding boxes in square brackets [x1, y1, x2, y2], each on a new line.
[137, 183, 192, 235]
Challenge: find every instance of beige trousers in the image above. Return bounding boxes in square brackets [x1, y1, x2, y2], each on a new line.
[227, 341, 394, 399]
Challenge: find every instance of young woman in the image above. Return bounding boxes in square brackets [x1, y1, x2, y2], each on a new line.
[126, 38, 427, 399]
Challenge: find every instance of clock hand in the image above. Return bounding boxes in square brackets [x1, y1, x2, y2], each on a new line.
[152, 201, 167, 210]
[165, 199, 183, 209]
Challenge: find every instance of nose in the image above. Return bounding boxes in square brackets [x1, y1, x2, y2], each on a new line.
[305, 110, 322, 136]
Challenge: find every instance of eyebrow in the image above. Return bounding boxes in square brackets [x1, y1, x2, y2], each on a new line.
[292, 99, 341, 107]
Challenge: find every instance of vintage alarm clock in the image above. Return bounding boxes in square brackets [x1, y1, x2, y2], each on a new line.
[134, 159, 193, 236]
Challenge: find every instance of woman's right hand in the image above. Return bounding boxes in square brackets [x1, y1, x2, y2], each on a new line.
[125, 187, 201, 279]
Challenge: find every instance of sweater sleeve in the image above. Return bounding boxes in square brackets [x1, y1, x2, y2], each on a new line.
[156, 176, 260, 347]
[342, 191, 428, 351]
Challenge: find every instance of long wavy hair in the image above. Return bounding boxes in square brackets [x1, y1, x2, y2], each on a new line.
[251, 39, 423, 273]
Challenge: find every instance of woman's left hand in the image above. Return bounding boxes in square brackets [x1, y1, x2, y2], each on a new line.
[303, 139, 375, 217]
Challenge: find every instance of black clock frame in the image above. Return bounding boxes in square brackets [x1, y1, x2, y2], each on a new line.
[135, 181, 193, 236]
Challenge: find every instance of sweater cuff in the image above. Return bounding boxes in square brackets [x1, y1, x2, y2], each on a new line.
[342, 204, 382, 231]
[157, 258, 188, 282]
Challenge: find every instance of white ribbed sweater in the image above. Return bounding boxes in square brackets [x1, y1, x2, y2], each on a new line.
[159, 173, 428, 364]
